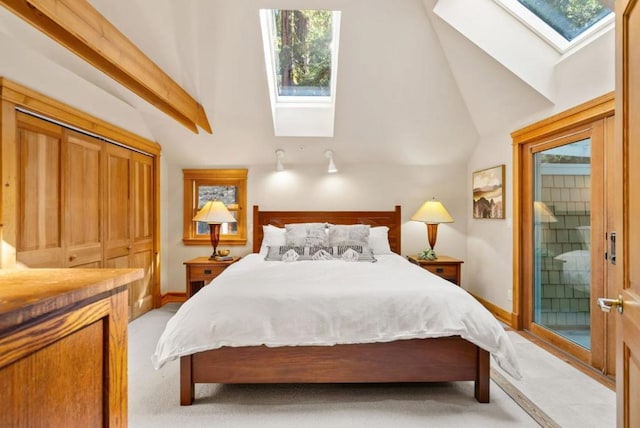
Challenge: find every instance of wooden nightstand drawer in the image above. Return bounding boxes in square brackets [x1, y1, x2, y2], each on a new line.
[189, 265, 226, 282]
[423, 264, 457, 280]
[407, 255, 463, 286]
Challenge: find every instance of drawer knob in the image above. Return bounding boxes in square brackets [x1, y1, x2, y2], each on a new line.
[436, 268, 444, 273]
[204, 269, 212, 274]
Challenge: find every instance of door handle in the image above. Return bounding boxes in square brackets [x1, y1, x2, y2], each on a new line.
[610, 232, 616, 265]
[597, 295, 623, 313]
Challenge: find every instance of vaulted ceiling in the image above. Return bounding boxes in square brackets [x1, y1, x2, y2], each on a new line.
[0, 0, 614, 167]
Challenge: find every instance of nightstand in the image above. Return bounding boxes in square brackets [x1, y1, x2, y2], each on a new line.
[184, 256, 241, 298]
[407, 255, 463, 286]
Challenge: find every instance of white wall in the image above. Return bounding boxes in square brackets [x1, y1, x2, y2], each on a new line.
[464, 29, 615, 313]
[162, 162, 468, 293]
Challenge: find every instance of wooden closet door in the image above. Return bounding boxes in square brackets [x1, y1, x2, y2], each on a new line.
[16, 114, 63, 268]
[129, 152, 154, 319]
[65, 131, 103, 268]
[104, 144, 131, 269]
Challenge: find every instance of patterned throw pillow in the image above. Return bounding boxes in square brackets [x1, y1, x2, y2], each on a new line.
[285, 223, 327, 246]
[327, 225, 370, 246]
[264, 244, 376, 262]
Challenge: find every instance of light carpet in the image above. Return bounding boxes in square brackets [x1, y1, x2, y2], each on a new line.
[128, 304, 603, 427]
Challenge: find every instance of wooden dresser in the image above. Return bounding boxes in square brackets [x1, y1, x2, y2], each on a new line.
[0, 268, 143, 427]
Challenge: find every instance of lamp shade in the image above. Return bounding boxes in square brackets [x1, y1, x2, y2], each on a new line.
[411, 198, 454, 224]
[411, 198, 453, 260]
[193, 200, 237, 224]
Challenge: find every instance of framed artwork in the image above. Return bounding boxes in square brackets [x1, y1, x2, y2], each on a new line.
[472, 165, 505, 219]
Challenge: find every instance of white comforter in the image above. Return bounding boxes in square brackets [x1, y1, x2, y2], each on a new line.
[152, 254, 521, 378]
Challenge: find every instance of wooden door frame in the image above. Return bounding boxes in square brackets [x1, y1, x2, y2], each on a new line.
[511, 94, 614, 365]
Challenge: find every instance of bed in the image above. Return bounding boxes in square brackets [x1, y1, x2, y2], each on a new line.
[154, 206, 520, 405]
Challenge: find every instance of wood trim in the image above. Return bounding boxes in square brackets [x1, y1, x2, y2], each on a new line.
[0, 99, 18, 268]
[153, 155, 161, 308]
[161, 292, 187, 306]
[468, 292, 515, 327]
[511, 92, 615, 144]
[106, 288, 128, 426]
[182, 169, 248, 246]
[0, 0, 211, 134]
[0, 78, 160, 156]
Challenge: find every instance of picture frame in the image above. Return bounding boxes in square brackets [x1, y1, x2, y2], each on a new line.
[472, 164, 505, 219]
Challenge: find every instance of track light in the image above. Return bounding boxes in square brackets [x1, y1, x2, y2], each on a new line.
[275, 149, 285, 171]
[324, 150, 338, 174]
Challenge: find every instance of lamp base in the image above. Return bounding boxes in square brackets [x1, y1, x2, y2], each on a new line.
[418, 248, 437, 260]
[208, 223, 221, 260]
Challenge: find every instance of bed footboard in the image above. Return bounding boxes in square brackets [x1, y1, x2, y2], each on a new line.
[179, 338, 490, 405]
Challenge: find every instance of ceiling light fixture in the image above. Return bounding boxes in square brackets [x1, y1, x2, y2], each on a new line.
[324, 150, 338, 173]
[275, 149, 285, 171]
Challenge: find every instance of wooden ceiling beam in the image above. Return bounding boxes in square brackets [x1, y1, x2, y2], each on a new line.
[1, 0, 212, 134]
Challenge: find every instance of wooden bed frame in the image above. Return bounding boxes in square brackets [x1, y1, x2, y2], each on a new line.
[180, 205, 490, 405]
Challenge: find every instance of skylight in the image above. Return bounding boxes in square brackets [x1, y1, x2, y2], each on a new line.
[496, 0, 614, 52]
[517, 0, 612, 41]
[260, 9, 341, 137]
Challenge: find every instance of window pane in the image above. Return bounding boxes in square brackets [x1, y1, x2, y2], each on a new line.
[196, 185, 238, 236]
[196, 211, 239, 235]
[272, 9, 333, 96]
[197, 185, 237, 208]
[517, 0, 612, 41]
[533, 138, 591, 349]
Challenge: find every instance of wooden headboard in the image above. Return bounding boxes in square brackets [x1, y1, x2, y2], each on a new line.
[252, 205, 402, 254]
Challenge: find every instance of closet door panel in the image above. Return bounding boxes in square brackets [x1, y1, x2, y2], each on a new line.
[130, 153, 154, 320]
[65, 131, 102, 267]
[129, 249, 153, 319]
[104, 144, 131, 262]
[16, 115, 63, 267]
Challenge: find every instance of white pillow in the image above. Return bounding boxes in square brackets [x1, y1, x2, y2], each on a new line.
[368, 226, 392, 254]
[259, 225, 286, 256]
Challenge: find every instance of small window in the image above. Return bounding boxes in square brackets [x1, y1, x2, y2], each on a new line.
[182, 169, 247, 246]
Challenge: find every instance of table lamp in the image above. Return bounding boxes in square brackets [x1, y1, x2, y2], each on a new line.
[193, 200, 237, 259]
[411, 197, 454, 260]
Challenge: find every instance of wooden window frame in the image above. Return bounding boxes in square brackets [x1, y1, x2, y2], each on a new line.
[182, 169, 247, 246]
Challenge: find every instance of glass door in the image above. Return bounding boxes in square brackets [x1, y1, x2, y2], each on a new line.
[532, 138, 592, 349]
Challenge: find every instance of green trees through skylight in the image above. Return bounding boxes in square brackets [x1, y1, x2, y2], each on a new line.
[273, 10, 332, 96]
